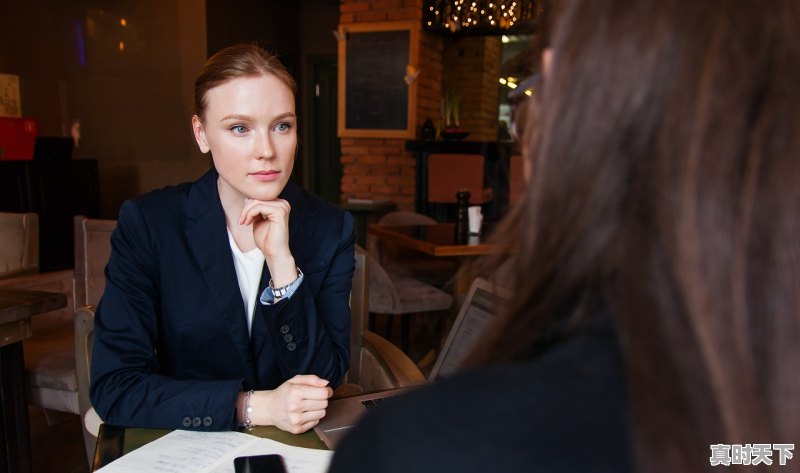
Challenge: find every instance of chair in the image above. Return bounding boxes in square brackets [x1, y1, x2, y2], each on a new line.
[335, 246, 426, 397]
[371, 211, 457, 288]
[0, 211, 39, 279]
[73, 216, 117, 308]
[74, 306, 97, 463]
[427, 153, 493, 206]
[365, 251, 453, 356]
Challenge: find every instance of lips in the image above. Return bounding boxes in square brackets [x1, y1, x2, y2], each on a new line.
[249, 170, 281, 182]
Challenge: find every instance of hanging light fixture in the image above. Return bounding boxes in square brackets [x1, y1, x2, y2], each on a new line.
[423, 0, 538, 35]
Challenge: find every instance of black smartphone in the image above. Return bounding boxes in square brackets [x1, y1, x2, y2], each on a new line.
[233, 454, 287, 473]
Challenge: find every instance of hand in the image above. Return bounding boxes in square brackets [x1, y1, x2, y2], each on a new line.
[238, 198, 296, 286]
[250, 375, 333, 434]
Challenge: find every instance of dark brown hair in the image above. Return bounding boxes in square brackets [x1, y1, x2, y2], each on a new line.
[472, 0, 800, 471]
[193, 43, 297, 119]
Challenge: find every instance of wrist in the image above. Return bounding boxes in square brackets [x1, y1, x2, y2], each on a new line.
[240, 390, 254, 431]
[266, 255, 297, 287]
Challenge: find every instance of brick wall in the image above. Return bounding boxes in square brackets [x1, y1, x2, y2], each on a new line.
[338, 1, 499, 208]
[339, 0, 440, 210]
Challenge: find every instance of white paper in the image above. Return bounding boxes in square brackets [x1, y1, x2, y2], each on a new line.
[95, 430, 333, 473]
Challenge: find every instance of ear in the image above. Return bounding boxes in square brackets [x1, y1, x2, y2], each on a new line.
[192, 115, 210, 153]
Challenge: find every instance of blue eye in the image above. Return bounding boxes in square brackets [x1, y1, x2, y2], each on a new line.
[275, 122, 291, 132]
[230, 125, 247, 134]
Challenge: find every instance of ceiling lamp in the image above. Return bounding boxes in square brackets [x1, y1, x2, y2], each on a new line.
[424, 0, 538, 35]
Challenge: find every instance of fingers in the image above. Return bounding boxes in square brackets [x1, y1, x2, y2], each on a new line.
[238, 198, 290, 226]
[261, 379, 333, 434]
[289, 374, 331, 388]
[286, 413, 325, 434]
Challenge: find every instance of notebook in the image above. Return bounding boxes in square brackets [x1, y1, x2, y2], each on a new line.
[314, 277, 511, 449]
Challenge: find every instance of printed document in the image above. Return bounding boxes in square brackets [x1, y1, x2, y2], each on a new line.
[94, 430, 333, 473]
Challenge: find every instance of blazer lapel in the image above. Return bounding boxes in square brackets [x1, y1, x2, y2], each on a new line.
[184, 170, 256, 382]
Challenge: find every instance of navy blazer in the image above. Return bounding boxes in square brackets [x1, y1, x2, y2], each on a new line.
[90, 169, 354, 431]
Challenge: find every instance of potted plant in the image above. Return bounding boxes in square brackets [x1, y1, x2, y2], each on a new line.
[441, 88, 469, 140]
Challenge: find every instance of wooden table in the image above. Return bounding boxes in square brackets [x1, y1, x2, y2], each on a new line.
[92, 423, 327, 471]
[367, 223, 508, 257]
[0, 287, 68, 473]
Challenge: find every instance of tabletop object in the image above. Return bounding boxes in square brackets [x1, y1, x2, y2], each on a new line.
[92, 423, 327, 471]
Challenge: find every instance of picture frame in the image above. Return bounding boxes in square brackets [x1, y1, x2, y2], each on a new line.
[337, 21, 419, 139]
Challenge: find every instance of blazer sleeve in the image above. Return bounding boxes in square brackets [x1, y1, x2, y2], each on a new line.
[89, 201, 241, 431]
[261, 210, 355, 387]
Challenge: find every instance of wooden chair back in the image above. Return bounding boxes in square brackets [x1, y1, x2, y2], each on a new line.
[346, 246, 368, 386]
[74, 305, 96, 463]
[427, 153, 493, 204]
[74, 216, 116, 307]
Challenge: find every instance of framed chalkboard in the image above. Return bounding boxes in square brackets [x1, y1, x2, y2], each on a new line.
[337, 21, 419, 138]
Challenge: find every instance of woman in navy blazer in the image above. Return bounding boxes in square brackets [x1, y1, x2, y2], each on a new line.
[90, 44, 354, 434]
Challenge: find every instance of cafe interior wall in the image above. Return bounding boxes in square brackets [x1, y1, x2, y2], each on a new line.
[0, 0, 341, 219]
[338, 0, 503, 209]
[0, 0, 208, 219]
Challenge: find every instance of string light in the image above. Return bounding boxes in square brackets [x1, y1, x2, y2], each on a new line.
[424, 0, 536, 34]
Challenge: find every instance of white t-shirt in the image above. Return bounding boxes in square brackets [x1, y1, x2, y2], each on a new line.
[227, 229, 265, 335]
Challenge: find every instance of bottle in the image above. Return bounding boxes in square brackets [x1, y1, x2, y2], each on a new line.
[421, 119, 435, 141]
[455, 189, 471, 242]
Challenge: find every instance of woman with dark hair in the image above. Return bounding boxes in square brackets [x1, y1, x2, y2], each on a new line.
[330, 0, 800, 471]
[90, 44, 354, 434]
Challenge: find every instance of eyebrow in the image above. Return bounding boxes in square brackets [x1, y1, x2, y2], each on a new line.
[219, 112, 296, 122]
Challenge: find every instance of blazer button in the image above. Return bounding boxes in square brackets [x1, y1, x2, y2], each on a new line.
[283, 334, 293, 343]
[182, 417, 192, 428]
[203, 416, 213, 427]
[286, 342, 297, 351]
[192, 417, 202, 427]
[280, 324, 290, 334]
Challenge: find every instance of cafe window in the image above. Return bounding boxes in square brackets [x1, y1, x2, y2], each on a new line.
[498, 34, 535, 140]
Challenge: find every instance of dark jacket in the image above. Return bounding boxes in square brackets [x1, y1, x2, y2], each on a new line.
[90, 169, 354, 430]
[329, 319, 631, 472]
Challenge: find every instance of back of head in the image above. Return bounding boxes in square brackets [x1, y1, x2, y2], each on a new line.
[476, 0, 800, 470]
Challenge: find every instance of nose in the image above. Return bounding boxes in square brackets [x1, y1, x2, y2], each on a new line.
[256, 130, 274, 159]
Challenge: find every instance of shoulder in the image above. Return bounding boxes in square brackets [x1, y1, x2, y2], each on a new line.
[117, 170, 214, 227]
[283, 181, 354, 239]
[330, 327, 631, 473]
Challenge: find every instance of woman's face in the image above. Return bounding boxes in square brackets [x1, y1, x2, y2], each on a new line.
[192, 73, 297, 203]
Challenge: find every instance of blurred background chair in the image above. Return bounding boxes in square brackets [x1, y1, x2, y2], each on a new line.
[426, 153, 493, 222]
[74, 305, 97, 463]
[335, 246, 426, 397]
[369, 211, 457, 288]
[73, 216, 116, 308]
[0, 211, 39, 279]
[71, 216, 115, 463]
[365, 251, 453, 360]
